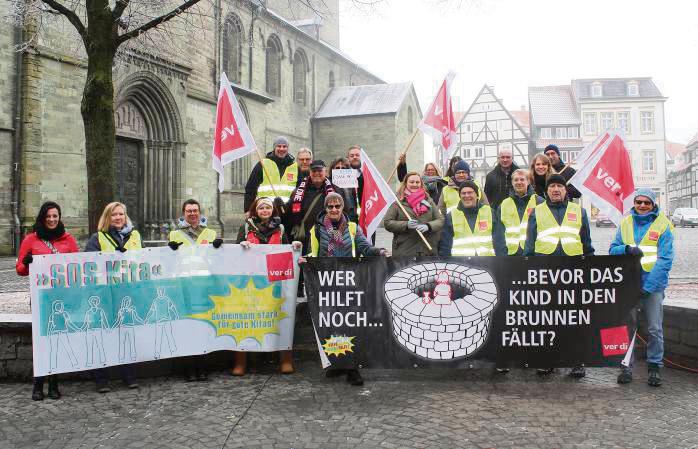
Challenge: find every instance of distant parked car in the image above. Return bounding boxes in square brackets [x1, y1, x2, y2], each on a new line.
[671, 207, 698, 227]
[595, 213, 615, 228]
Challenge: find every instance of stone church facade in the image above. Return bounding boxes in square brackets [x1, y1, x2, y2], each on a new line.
[0, 0, 421, 254]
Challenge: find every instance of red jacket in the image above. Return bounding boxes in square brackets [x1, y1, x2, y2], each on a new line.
[16, 231, 80, 276]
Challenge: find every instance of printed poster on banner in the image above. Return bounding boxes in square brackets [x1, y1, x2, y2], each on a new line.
[332, 169, 359, 189]
[30, 245, 299, 376]
[303, 256, 641, 369]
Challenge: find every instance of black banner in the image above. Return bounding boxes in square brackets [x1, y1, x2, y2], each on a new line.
[303, 256, 641, 369]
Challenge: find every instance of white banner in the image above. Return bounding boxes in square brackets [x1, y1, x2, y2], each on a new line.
[30, 245, 300, 376]
[332, 169, 359, 188]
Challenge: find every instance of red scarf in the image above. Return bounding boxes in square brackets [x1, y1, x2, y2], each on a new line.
[405, 188, 428, 216]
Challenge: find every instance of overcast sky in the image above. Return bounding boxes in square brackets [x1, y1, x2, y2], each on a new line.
[340, 0, 697, 145]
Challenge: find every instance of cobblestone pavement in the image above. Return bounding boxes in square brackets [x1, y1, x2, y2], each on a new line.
[0, 360, 697, 449]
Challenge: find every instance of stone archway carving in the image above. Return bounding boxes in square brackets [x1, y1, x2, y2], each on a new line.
[115, 71, 185, 239]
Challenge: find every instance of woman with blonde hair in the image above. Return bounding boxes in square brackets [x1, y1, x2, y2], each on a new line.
[85, 202, 141, 392]
[422, 162, 447, 203]
[383, 171, 444, 257]
[529, 154, 553, 197]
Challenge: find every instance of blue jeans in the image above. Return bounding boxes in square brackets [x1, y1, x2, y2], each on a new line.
[627, 291, 664, 368]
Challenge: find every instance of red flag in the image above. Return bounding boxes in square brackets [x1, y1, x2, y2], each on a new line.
[212, 72, 256, 192]
[569, 130, 635, 225]
[418, 72, 458, 158]
[359, 149, 397, 239]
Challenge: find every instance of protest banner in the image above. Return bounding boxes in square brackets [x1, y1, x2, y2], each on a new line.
[30, 245, 299, 376]
[303, 255, 641, 369]
[332, 169, 359, 189]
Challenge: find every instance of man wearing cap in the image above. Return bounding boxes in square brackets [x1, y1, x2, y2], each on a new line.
[438, 160, 486, 217]
[544, 144, 581, 199]
[244, 136, 298, 213]
[609, 188, 674, 387]
[493, 169, 544, 256]
[484, 148, 519, 209]
[524, 173, 594, 377]
[439, 181, 496, 257]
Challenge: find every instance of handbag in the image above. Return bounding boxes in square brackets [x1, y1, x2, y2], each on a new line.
[291, 194, 323, 240]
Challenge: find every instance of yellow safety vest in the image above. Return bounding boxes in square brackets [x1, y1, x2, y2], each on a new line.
[451, 205, 495, 256]
[500, 195, 539, 255]
[309, 222, 357, 257]
[168, 227, 217, 246]
[257, 159, 298, 202]
[620, 213, 673, 272]
[98, 230, 142, 252]
[534, 202, 583, 255]
[442, 180, 483, 214]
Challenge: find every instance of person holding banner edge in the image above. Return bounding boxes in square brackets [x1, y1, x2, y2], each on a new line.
[85, 202, 142, 392]
[383, 172, 444, 256]
[609, 188, 674, 387]
[17, 201, 80, 401]
[299, 192, 386, 386]
[438, 181, 496, 257]
[243, 136, 298, 213]
[167, 199, 222, 382]
[234, 197, 303, 376]
[523, 174, 594, 377]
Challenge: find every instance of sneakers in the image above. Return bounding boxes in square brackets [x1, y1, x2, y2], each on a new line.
[569, 366, 586, 378]
[346, 369, 364, 386]
[96, 383, 111, 394]
[647, 365, 662, 387]
[536, 368, 555, 376]
[617, 368, 633, 384]
[495, 368, 510, 374]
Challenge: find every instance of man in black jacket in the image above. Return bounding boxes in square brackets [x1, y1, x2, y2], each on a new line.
[544, 144, 581, 199]
[484, 148, 519, 208]
[243, 136, 298, 213]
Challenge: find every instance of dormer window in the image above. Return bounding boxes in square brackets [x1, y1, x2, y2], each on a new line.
[591, 82, 602, 98]
[627, 81, 639, 96]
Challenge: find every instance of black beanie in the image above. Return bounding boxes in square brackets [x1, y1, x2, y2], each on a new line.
[544, 144, 560, 156]
[459, 180, 479, 195]
[546, 174, 567, 189]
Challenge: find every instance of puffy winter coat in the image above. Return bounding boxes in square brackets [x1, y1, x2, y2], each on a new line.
[16, 231, 79, 276]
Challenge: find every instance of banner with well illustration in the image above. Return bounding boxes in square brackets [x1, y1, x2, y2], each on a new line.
[30, 245, 300, 376]
[303, 255, 642, 369]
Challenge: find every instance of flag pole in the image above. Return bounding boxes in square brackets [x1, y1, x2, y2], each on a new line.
[386, 128, 420, 185]
[253, 148, 286, 214]
[394, 199, 432, 251]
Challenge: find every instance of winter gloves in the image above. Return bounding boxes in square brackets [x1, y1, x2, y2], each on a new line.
[168, 241, 184, 251]
[625, 245, 644, 257]
[22, 254, 33, 265]
[407, 219, 428, 234]
[212, 238, 224, 249]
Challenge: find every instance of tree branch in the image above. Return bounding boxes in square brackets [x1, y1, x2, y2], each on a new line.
[116, 0, 202, 46]
[112, 0, 130, 20]
[39, 0, 87, 40]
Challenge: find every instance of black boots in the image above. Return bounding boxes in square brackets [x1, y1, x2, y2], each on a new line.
[31, 377, 44, 401]
[47, 376, 61, 399]
[647, 364, 662, 387]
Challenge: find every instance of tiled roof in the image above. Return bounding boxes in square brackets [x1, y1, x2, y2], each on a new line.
[687, 132, 698, 148]
[313, 83, 415, 119]
[509, 109, 530, 131]
[572, 78, 664, 99]
[528, 86, 580, 126]
[666, 141, 686, 158]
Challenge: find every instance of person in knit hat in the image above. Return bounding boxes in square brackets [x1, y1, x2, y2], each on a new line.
[544, 144, 581, 199]
[609, 188, 674, 387]
[523, 171, 594, 378]
[437, 159, 487, 217]
[243, 136, 298, 213]
[438, 181, 497, 257]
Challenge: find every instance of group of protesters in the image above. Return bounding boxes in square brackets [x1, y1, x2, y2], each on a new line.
[16, 136, 674, 399]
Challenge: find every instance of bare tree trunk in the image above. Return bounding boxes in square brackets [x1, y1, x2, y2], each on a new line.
[81, 0, 117, 232]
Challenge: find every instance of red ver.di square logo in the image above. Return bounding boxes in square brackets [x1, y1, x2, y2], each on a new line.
[600, 325, 630, 357]
[266, 252, 294, 281]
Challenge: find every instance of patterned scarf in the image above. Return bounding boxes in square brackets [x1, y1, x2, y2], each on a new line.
[404, 188, 429, 216]
[291, 177, 335, 214]
[323, 213, 347, 257]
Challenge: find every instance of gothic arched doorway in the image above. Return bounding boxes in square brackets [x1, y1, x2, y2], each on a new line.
[115, 72, 185, 239]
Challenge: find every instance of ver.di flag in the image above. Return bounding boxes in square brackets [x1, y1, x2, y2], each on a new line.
[418, 72, 458, 158]
[569, 129, 635, 225]
[359, 149, 397, 240]
[212, 72, 256, 192]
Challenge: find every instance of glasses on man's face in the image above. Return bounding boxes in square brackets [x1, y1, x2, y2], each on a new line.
[326, 204, 342, 210]
[185, 209, 200, 214]
[634, 200, 653, 206]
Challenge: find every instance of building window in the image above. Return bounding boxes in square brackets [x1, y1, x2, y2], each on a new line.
[642, 150, 656, 173]
[555, 127, 568, 139]
[329, 71, 335, 88]
[463, 147, 471, 158]
[617, 111, 630, 133]
[230, 99, 252, 189]
[222, 14, 244, 84]
[265, 34, 283, 96]
[475, 146, 483, 158]
[627, 82, 639, 96]
[591, 83, 602, 97]
[569, 151, 580, 163]
[584, 112, 596, 135]
[292, 49, 308, 105]
[407, 106, 414, 134]
[539, 127, 552, 139]
[568, 127, 579, 139]
[465, 124, 472, 132]
[600, 112, 614, 130]
[641, 111, 655, 133]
